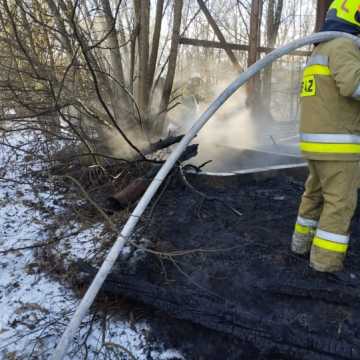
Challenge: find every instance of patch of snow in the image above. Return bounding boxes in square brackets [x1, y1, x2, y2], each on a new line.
[0, 132, 183, 359]
[159, 349, 185, 359]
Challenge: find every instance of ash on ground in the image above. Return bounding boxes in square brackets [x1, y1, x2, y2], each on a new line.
[80, 173, 360, 360]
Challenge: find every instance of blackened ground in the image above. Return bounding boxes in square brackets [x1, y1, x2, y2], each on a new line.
[80, 173, 360, 360]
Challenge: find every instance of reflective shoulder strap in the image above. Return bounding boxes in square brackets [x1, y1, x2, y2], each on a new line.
[304, 65, 331, 77]
[304, 54, 331, 77]
[307, 54, 329, 66]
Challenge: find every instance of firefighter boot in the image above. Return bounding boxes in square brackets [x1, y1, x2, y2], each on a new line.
[291, 217, 317, 255]
[310, 245, 345, 273]
[310, 229, 349, 272]
[291, 231, 314, 255]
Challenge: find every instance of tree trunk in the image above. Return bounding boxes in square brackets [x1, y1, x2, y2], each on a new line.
[46, 0, 76, 64]
[100, 0, 127, 99]
[134, 0, 151, 116]
[148, 0, 165, 89]
[263, 0, 283, 111]
[247, 0, 263, 103]
[315, 0, 332, 32]
[157, 0, 184, 138]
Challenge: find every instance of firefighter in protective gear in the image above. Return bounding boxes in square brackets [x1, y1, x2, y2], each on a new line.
[291, 0, 360, 272]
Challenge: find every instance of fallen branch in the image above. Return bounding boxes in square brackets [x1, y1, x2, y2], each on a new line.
[0, 229, 82, 254]
[109, 144, 198, 209]
[179, 165, 243, 217]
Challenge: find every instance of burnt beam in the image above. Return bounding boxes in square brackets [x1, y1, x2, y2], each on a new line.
[179, 37, 311, 57]
[196, 0, 242, 72]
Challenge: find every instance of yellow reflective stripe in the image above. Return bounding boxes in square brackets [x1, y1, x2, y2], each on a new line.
[303, 65, 331, 77]
[313, 237, 348, 253]
[295, 224, 312, 235]
[300, 142, 360, 154]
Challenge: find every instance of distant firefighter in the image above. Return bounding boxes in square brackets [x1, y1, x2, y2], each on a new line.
[292, 0, 360, 274]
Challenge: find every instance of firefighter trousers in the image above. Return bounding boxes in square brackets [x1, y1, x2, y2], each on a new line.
[292, 160, 359, 272]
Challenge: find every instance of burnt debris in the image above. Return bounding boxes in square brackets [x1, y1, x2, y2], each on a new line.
[77, 174, 360, 360]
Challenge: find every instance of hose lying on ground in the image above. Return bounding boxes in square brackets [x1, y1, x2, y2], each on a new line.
[52, 31, 360, 360]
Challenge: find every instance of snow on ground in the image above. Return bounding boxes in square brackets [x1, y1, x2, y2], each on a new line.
[0, 131, 181, 359]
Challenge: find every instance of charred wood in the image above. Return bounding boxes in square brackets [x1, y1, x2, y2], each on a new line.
[76, 260, 360, 360]
[109, 143, 198, 209]
[179, 37, 311, 57]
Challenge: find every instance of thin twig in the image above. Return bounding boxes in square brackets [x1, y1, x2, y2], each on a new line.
[179, 165, 243, 217]
[0, 230, 82, 254]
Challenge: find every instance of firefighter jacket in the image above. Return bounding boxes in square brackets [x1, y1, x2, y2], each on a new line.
[300, 37, 360, 160]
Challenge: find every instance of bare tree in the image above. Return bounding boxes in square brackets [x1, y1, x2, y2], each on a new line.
[246, 0, 263, 105]
[263, 0, 283, 109]
[0, 0, 186, 163]
[158, 0, 184, 133]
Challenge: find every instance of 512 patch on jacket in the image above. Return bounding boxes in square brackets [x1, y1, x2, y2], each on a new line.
[301, 75, 316, 97]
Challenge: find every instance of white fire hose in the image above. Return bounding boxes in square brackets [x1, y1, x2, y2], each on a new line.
[52, 32, 360, 360]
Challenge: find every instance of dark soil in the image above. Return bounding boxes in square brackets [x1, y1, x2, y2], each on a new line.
[79, 173, 360, 360]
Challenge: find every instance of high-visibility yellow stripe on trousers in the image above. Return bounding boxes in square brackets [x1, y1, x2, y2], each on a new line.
[294, 216, 318, 235]
[313, 229, 349, 253]
[300, 133, 360, 154]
